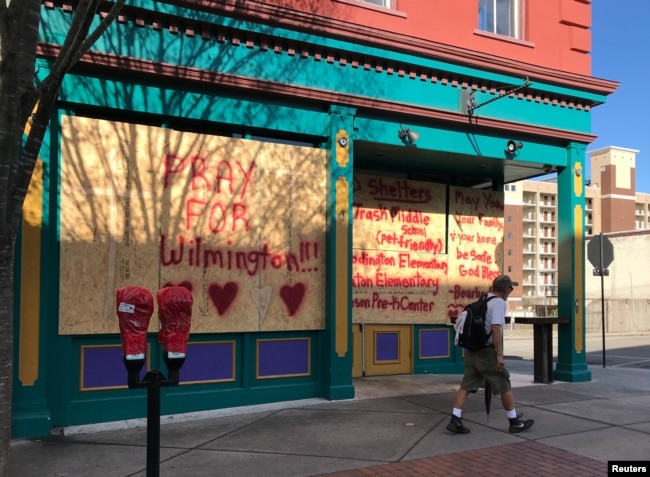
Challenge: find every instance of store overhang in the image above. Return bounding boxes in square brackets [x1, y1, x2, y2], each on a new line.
[353, 140, 555, 188]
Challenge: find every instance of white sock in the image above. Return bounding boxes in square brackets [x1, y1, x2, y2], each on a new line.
[453, 408, 462, 418]
[506, 409, 517, 419]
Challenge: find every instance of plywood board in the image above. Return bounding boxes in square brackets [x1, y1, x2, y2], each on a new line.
[59, 116, 326, 334]
[446, 187, 504, 323]
[352, 174, 448, 324]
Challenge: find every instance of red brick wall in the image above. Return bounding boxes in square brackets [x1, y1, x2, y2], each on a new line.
[268, 0, 592, 75]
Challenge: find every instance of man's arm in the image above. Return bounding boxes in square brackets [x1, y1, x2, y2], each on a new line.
[491, 324, 505, 371]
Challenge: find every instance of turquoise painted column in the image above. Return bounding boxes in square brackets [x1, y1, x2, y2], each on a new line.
[12, 59, 56, 438]
[321, 105, 356, 400]
[554, 142, 591, 382]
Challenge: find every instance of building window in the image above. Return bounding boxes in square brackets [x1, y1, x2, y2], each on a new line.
[507, 266, 512, 273]
[361, 0, 393, 8]
[507, 233, 512, 239]
[508, 249, 512, 256]
[478, 0, 522, 39]
[507, 216, 512, 223]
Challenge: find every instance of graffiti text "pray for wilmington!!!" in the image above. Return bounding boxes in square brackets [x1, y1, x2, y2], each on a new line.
[160, 235, 320, 275]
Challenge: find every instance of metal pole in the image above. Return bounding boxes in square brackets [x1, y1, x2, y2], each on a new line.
[600, 233, 606, 368]
[361, 323, 366, 376]
[145, 371, 162, 477]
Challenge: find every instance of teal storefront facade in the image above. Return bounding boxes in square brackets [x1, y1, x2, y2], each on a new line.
[13, 1, 615, 438]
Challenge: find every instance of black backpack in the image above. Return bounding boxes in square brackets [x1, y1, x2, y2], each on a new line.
[456, 295, 497, 350]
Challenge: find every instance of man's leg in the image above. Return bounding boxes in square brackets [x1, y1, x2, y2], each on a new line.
[447, 388, 472, 434]
[501, 390, 515, 412]
[453, 388, 470, 411]
[500, 390, 534, 433]
[447, 352, 484, 434]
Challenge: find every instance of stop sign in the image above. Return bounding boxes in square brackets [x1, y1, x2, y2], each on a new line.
[588, 234, 614, 269]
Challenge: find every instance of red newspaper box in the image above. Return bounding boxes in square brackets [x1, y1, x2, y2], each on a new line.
[116, 286, 154, 363]
[157, 286, 193, 359]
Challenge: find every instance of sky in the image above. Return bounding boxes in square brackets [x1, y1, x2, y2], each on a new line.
[590, 0, 650, 193]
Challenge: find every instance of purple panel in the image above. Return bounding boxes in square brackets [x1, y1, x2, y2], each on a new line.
[82, 346, 134, 390]
[375, 332, 398, 361]
[181, 342, 235, 383]
[419, 329, 450, 359]
[258, 339, 309, 378]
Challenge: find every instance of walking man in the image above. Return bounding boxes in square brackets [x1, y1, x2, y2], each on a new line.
[446, 275, 534, 434]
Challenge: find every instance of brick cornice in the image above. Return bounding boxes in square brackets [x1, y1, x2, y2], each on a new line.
[37, 43, 597, 144]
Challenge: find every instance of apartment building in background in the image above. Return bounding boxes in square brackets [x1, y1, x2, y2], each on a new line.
[504, 146, 649, 313]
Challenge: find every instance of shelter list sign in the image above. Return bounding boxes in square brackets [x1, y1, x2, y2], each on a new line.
[352, 176, 504, 325]
[352, 174, 448, 324]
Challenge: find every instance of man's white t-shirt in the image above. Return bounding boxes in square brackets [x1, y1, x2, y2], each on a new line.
[485, 293, 506, 345]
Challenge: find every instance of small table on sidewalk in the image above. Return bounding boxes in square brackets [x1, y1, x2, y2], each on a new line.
[506, 316, 570, 383]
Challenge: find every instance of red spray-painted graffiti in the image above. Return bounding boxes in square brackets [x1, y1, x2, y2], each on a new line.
[164, 154, 256, 236]
[160, 236, 319, 274]
[446, 284, 490, 319]
[160, 152, 323, 321]
[208, 282, 239, 316]
[446, 187, 504, 322]
[163, 153, 255, 196]
[162, 280, 308, 318]
[280, 283, 306, 316]
[453, 190, 504, 212]
[351, 175, 447, 319]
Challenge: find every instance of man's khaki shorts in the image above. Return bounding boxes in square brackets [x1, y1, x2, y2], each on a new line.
[460, 346, 512, 395]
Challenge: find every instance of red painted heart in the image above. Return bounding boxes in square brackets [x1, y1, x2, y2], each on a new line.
[280, 283, 306, 316]
[448, 309, 460, 324]
[208, 282, 238, 315]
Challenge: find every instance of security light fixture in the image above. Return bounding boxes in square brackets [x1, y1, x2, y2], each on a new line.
[398, 125, 419, 147]
[506, 140, 523, 154]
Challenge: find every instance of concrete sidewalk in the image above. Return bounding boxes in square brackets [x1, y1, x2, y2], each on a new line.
[8, 361, 650, 476]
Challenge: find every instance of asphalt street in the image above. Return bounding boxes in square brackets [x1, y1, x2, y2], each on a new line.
[505, 332, 650, 370]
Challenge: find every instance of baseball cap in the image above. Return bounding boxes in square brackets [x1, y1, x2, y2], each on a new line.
[492, 275, 519, 289]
